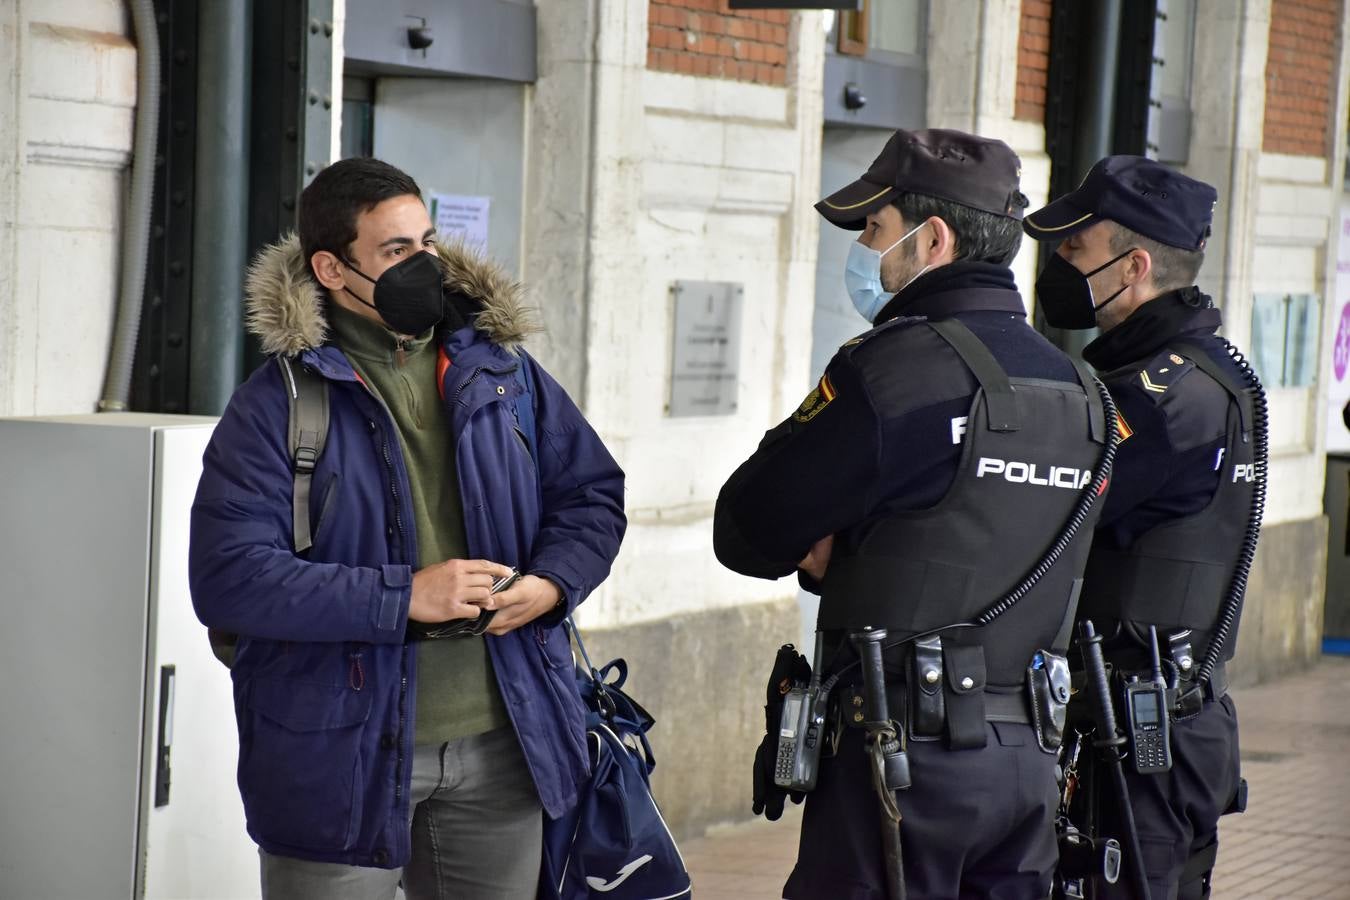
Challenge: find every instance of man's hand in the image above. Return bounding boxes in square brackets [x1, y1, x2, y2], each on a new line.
[485, 574, 563, 635]
[409, 558, 514, 624]
[797, 534, 835, 582]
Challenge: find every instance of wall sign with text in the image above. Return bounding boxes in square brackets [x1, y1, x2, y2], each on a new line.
[669, 281, 744, 418]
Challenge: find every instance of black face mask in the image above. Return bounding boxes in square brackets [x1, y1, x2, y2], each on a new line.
[1033, 249, 1134, 330]
[343, 251, 445, 335]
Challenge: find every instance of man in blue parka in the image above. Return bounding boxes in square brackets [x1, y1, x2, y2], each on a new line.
[189, 158, 626, 899]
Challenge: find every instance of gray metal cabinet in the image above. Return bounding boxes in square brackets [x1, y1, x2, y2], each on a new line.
[0, 414, 259, 899]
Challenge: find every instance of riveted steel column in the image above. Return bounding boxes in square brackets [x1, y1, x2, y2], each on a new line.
[188, 0, 252, 415]
[1070, 0, 1123, 185]
[131, 0, 198, 414]
[244, 0, 333, 377]
[1038, 0, 1126, 357]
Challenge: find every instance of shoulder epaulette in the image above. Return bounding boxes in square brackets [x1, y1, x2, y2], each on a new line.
[839, 315, 927, 353]
[1132, 348, 1197, 402]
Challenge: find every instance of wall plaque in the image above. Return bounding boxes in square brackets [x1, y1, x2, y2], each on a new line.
[669, 281, 743, 417]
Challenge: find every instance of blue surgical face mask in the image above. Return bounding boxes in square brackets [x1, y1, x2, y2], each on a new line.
[844, 221, 928, 323]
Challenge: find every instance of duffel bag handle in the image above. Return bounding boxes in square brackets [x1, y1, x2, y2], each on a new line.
[566, 618, 656, 736]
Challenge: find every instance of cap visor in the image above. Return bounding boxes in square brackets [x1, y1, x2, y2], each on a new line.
[1022, 196, 1100, 241]
[815, 179, 898, 230]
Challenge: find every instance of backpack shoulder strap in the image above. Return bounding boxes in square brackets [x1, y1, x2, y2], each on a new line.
[276, 356, 330, 554]
[212, 357, 329, 671]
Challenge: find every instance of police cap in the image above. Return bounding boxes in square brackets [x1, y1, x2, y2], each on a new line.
[1023, 155, 1217, 250]
[815, 128, 1026, 230]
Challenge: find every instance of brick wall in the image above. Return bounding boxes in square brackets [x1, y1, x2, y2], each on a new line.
[1015, 0, 1051, 122]
[1264, 0, 1342, 156]
[647, 0, 790, 86]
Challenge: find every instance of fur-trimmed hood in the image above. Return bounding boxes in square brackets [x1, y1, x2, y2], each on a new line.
[244, 233, 540, 357]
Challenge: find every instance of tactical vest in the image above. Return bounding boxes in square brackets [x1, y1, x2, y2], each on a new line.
[818, 319, 1110, 688]
[1078, 340, 1257, 662]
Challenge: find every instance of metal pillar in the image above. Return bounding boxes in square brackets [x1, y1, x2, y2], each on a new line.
[245, 0, 334, 376]
[188, 0, 252, 415]
[132, 0, 198, 414]
[1070, 0, 1123, 185]
[1037, 0, 1136, 358]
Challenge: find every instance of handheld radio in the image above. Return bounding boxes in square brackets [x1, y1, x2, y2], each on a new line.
[1123, 679, 1171, 774]
[774, 633, 830, 792]
[1124, 626, 1172, 775]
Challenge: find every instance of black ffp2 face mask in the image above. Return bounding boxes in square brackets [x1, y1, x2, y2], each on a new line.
[1033, 249, 1134, 330]
[344, 250, 446, 335]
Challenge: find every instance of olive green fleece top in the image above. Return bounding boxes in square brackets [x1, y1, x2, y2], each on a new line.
[328, 302, 510, 744]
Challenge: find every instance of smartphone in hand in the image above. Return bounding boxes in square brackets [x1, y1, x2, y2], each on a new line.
[416, 568, 520, 639]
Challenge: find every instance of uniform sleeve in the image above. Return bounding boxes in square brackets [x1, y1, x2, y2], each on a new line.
[189, 368, 412, 645]
[713, 355, 882, 580]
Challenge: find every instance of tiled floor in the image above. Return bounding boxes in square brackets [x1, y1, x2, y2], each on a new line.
[683, 656, 1350, 899]
[1209, 657, 1350, 899]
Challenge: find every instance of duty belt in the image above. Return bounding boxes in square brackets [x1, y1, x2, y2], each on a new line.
[1110, 658, 1227, 696]
[838, 681, 1032, 729]
[1100, 659, 1228, 723]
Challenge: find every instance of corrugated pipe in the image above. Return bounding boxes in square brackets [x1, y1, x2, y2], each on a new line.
[98, 0, 161, 412]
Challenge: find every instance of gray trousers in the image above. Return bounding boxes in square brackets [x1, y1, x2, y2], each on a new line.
[260, 727, 543, 900]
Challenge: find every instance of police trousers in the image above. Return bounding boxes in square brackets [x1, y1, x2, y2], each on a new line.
[1093, 694, 1240, 900]
[783, 721, 1059, 900]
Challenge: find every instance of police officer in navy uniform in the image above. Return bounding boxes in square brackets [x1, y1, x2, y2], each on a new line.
[1023, 156, 1260, 899]
[714, 129, 1115, 899]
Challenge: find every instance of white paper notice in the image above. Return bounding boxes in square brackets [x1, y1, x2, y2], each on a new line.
[429, 193, 490, 251]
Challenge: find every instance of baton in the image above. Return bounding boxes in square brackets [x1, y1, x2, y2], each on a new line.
[1079, 619, 1152, 900]
[851, 627, 907, 900]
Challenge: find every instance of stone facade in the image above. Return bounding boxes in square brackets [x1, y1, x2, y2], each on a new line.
[0, 0, 136, 416]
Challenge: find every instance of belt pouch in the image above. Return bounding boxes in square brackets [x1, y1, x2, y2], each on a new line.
[907, 636, 945, 740]
[1026, 649, 1071, 752]
[943, 643, 987, 750]
[1171, 680, 1204, 721]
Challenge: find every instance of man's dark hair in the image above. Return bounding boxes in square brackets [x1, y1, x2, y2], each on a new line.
[298, 158, 422, 273]
[1107, 222, 1204, 293]
[891, 191, 1027, 266]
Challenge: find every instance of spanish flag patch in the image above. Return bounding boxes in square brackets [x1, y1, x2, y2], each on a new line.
[1115, 410, 1133, 443]
[793, 373, 837, 423]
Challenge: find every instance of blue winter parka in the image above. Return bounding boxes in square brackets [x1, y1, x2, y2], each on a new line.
[189, 236, 627, 869]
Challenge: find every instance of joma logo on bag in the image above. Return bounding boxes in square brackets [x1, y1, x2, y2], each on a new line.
[975, 457, 1091, 490]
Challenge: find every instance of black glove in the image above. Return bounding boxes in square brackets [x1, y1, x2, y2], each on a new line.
[751, 644, 812, 820]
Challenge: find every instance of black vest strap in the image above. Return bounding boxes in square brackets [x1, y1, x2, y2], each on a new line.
[927, 319, 1020, 432]
[1070, 360, 1107, 444]
[1052, 579, 1084, 652]
[1169, 338, 1250, 439]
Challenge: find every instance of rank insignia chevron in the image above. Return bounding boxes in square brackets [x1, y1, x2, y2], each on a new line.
[1140, 370, 1168, 393]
